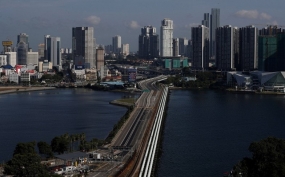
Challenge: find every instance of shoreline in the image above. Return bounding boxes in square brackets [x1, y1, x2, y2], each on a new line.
[0, 86, 56, 95]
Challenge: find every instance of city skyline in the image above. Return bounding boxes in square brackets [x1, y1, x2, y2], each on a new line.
[0, 0, 284, 52]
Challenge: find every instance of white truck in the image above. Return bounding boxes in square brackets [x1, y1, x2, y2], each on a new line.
[54, 166, 76, 175]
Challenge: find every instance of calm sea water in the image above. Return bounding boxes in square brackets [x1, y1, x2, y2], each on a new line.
[0, 88, 127, 162]
[2, 88, 285, 176]
[157, 90, 285, 177]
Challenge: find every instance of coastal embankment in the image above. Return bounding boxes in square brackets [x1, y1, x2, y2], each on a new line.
[0, 86, 56, 95]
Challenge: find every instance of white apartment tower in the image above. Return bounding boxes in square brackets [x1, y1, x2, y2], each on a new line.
[112, 35, 121, 55]
[72, 27, 95, 69]
[160, 18, 173, 57]
[122, 44, 129, 56]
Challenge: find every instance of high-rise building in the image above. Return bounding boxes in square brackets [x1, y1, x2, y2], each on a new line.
[210, 8, 220, 59]
[72, 27, 95, 69]
[202, 13, 210, 28]
[38, 43, 45, 61]
[44, 35, 61, 67]
[173, 38, 179, 57]
[259, 25, 282, 36]
[216, 25, 239, 71]
[187, 40, 193, 60]
[17, 41, 28, 65]
[5, 52, 16, 67]
[191, 25, 210, 70]
[160, 18, 173, 57]
[17, 33, 29, 49]
[96, 46, 105, 71]
[138, 26, 159, 59]
[104, 45, 113, 54]
[178, 38, 188, 56]
[27, 52, 39, 66]
[239, 25, 258, 71]
[258, 36, 277, 71]
[122, 44, 129, 56]
[112, 35, 121, 55]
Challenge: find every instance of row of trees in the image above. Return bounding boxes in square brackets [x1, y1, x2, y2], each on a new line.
[163, 69, 218, 89]
[3, 133, 105, 176]
[4, 142, 60, 177]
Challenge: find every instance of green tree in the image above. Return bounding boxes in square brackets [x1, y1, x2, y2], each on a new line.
[232, 137, 285, 177]
[13, 142, 36, 156]
[4, 153, 49, 176]
[37, 141, 53, 158]
[4, 142, 55, 176]
[51, 135, 69, 154]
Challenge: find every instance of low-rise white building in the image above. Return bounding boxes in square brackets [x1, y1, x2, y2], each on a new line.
[9, 72, 19, 84]
[20, 72, 31, 82]
[39, 60, 53, 72]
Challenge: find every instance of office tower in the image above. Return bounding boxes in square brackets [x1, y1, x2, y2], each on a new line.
[44, 35, 61, 67]
[160, 18, 173, 57]
[122, 44, 129, 56]
[27, 52, 39, 65]
[72, 27, 95, 69]
[5, 52, 16, 66]
[216, 25, 239, 71]
[138, 26, 159, 59]
[239, 25, 258, 71]
[277, 33, 285, 71]
[187, 40, 193, 60]
[17, 41, 28, 65]
[191, 25, 210, 70]
[258, 36, 277, 71]
[112, 35, 121, 55]
[17, 33, 29, 49]
[202, 13, 210, 28]
[173, 38, 179, 57]
[96, 46, 104, 71]
[210, 8, 220, 59]
[38, 43, 45, 61]
[104, 45, 113, 54]
[179, 38, 188, 56]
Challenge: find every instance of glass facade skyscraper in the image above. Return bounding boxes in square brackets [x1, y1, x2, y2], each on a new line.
[210, 8, 220, 59]
[44, 35, 61, 67]
[72, 27, 95, 69]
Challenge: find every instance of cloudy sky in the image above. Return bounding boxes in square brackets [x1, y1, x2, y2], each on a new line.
[0, 0, 284, 52]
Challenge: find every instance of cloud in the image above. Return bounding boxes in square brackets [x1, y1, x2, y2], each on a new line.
[272, 20, 278, 26]
[260, 13, 271, 20]
[128, 21, 140, 29]
[86, 15, 101, 25]
[235, 10, 272, 20]
[235, 10, 259, 19]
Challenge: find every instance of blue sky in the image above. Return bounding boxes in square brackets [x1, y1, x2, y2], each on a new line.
[0, 0, 284, 52]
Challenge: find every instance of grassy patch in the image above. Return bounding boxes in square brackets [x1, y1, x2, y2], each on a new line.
[116, 98, 136, 104]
